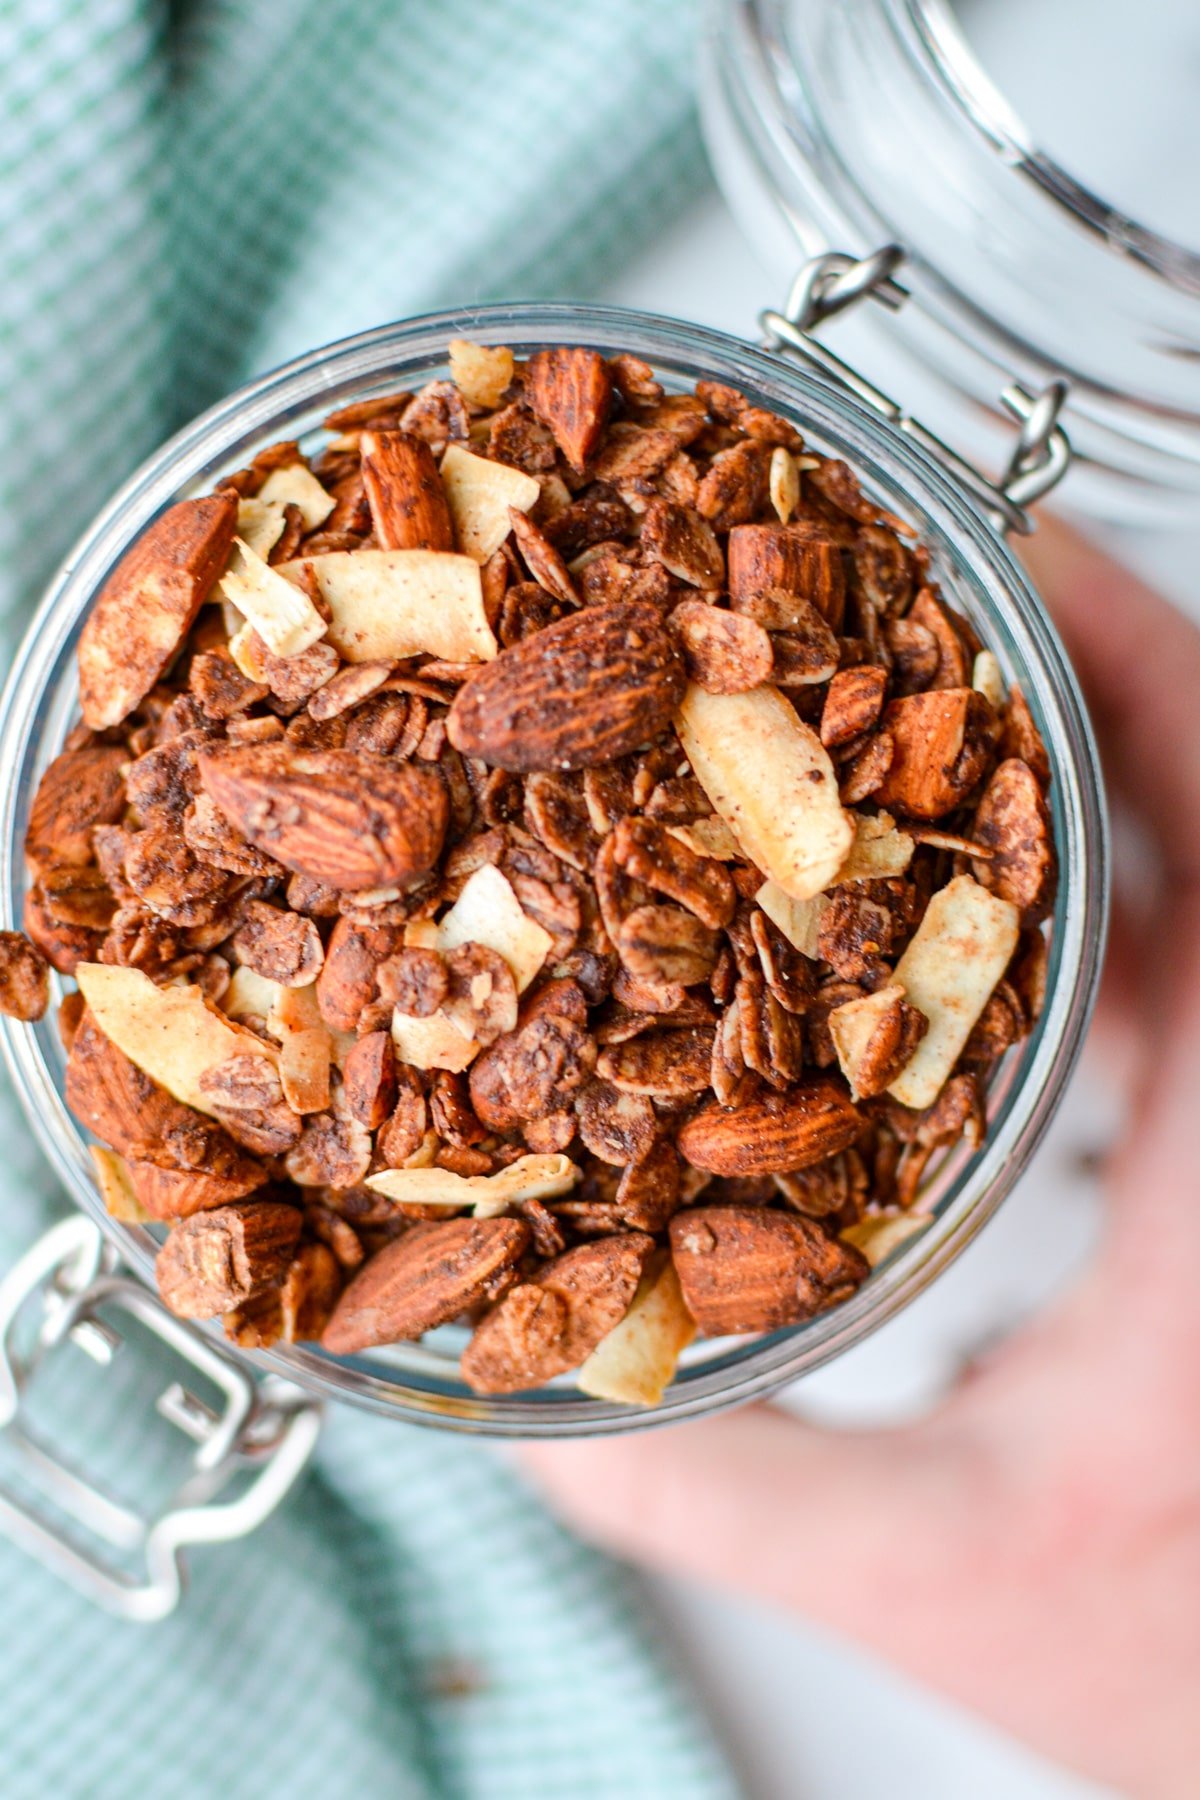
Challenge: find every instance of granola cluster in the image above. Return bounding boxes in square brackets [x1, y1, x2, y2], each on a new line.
[2, 339, 1057, 1404]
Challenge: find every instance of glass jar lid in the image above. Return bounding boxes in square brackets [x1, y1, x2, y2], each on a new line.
[703, 0, 1200, 522]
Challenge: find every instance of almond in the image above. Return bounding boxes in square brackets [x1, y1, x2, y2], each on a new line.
[126, 1160, 267, 1221]
[157, 1200, 303, 1318]
[727, 523, 845, 629]
[669, 1205, 868, 1334]
[460, 1232, 654, 1393]
[66, 1012, 265, 1196]
[527, 346, 613, 469]
[198, 745, 448, 891]
[25, 744, 128, 876]
[874, 689, 993, 820]
[361, 429, 454, 551]
[78, 492, 238, 728]
[322, 1215, 530, 1352]
[677, 1078, 862, 1176]
[446, 600, 685, 772]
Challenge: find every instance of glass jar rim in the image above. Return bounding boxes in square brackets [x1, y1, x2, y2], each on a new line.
[0, 299, 1109, 1435]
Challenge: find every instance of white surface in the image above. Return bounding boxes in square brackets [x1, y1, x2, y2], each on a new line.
[599, 180, 1197, 1800]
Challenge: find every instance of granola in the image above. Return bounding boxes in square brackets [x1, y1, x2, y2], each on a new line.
[4, 341, 1058, 1406]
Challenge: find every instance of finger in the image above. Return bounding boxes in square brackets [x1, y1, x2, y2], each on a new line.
[521, 1407, 992, 1672]
[1021, 516, 1200, 875]
[1024, 519, 1200, 1256]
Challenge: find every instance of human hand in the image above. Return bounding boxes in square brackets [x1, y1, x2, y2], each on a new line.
[523, 520, 1200, 1800]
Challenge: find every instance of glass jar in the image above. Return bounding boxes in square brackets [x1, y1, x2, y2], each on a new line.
[702, 0, 1200, 524]
[0, 302, 1107, 1438]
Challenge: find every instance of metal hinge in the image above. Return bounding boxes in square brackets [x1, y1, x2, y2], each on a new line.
[0, 1216, 322, 1622]
[760, 246, 1071, 535]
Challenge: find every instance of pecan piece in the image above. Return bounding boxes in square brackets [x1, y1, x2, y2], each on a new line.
[971, 758, 1058, 922]
[446, 600, 685, 772]
[323, 1216, 530, 1352]
[612, 816, 736, 930]
[670, 1206, 867, 1334]
[820, 666, 888, 749]
[460, 1232, 654, 1393]
[0, 931, 49, 1021]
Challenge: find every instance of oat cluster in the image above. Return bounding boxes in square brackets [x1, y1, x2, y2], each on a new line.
[0, 339, 1057, 1404]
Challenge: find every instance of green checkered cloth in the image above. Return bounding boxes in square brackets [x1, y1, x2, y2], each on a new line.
[0, 5, 739, 1796]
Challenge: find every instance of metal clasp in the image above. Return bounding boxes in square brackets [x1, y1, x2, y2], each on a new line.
[760, 246, 1071, 535]
[0, 1216, 322, 1622]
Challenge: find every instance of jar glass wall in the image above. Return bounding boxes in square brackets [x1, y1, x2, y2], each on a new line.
[0, 303, 1107, 1435]
[702, 0, 1200, 523]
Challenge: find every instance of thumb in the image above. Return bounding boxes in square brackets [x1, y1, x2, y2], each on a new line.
[522, 1406, 992, 1668]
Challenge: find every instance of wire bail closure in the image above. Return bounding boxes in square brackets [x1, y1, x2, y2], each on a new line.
[0, 1215, 322, 1621]
[760, 247, 1071, 535]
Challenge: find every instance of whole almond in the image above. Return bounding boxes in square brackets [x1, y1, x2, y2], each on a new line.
[669, 1205, 868, 1334]
[79, 492, 238, 729]
[527, 346, 613, 470]
[322, 1216, 530, 1352]
[361, 429, 454, 551]
[198, 745, 448, 891]
[446, 600, 684, 771]
[677, 1078, 862, 1176]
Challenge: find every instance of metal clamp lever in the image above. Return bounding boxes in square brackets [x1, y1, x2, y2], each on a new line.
[0, 1215, 322, 1622]
[760, 246, 1071, 535]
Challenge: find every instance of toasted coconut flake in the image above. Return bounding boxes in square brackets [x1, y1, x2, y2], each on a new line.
[677, 682, 853, 900]
[828, 984, 921, 1101]
[577, 1253, 695, 1406]
[235, 497, 287, 561]
[286, 548, 497, 664]
[436, 862, 552, 994]
[279, 1025, 332, 1114]
[391, 1007, 479, 1072]
[768, 446, 799, 523]
[76, 962, 277, 1118]
[440, 444, 541, 563]
[755, 879, 827, 959]
[256, 463, 335, 531]
[222, 964, 283, 1022]
[972, 649, 1006, 713]
[366, 1151, 579, 1216]
[888, 875, 1020, 1109]
[448, 340, 514, 410]
[220, 538, 327, 659]
[841, 1210, 930, 1267]
[666, 817, 741, 862]
[831, 810, 915, 884]
[90, 1145, 149, 1223]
